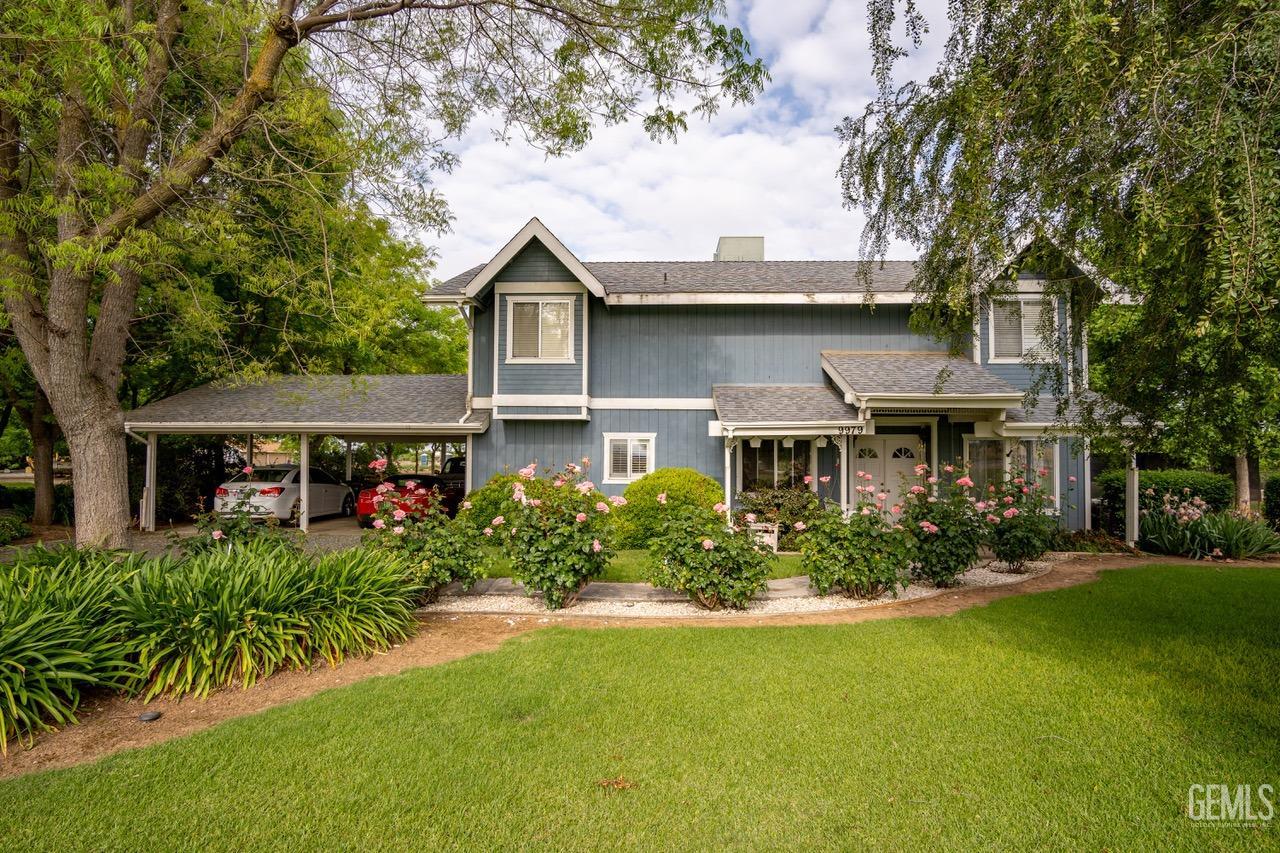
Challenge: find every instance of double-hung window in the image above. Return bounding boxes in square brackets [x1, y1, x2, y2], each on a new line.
[963, 437, 1060, 507]
[604, 433, 655, 483]
[990, 298, 1056, 362]
[507, 297, 573, 362]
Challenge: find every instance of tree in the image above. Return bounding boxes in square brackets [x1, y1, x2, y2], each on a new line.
[0, 0, 767, 546]
[840, 1, 1280, 507]
[0, 342, 60, 525]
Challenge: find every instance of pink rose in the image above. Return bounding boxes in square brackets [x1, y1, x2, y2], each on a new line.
[986, 514, 1000, 524]
[1037, 467, 1049, 477]
[819, 475, 831, 484]
[483, 527, 493, 536]
[803, 475, 814, 484]
[956, 476, 974, 488]
[595, 501, 610, 513]
[890, 504, 901, 514]
[372, 519, 385, 529]
[518, 464, 536, 480]
[1021, 487, 1030, 494]
[943, 465, 955, 473]
[856, 470, 866, 478]
[927, 476, 938, 484]
[576, 482, 594, 494]
[793, 521, 806, 531]
[491, 515, 505, 525]
[211, 529, 224, 540]
[927, 496, 938, 503]
[1003, 496, 1014, 505]
[371, 494, 384, 505]
[553, 478, 565, 488]
[860, 507, 871, 515]
[242, 465, 253, 475]
[975, 501, 987, 511]
[701, 539, 715, 550]
[462, 500, 472, 510]
[714, 502, 727, 513]
[403, 480, 417, 489]
[1013, 477, 1025, 485]
[745, 512, 757, 523]
[392, 525, 405, 535]
[877, 492, 888, 501]
[1003, 507, 1019, 518]
[1068, 475, 1077, 483]
[575, 512, 587, 522]
[368, 458, 388, 471]
[609, 495, 626, 507]
[656, 492, 668, 504]
[392, 509, 407, 521]
[910, 485, 926, 494]
[530, 498, 542, 507]
[592, 539, 602, 553]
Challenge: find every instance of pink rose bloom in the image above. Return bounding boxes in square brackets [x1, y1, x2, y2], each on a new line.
[986, 514, 1000, 524]
[530, 498, 542, 507]
[575, 512, 587, 522]
[714, 502, 727, 513]
[877, 492, 888, 501]
[803, 475, 814, 484]
[943, 464, 955, 473]
[392, 525, 405, 535]
[1003, 496, 1014, 505]
[856, 470, 866, 478]
[793, 521, 806, 531]
[565, 463, 579, 474]
[1013, 477, 1024, 485]
[368, 458, 387, 471]
[595, 501, 609, 513]
[372, 519, 385, 529]
[371, 494, 384, 505]
[914, 464, 928, 475]
[1003, 507, 1019, 518]
[483, 527, 493, 536]
[860, 507, 871, 515]
[890, 504, 901, 514]
[211, 529, 224, 540]
[910, 485, 926, 495]
[581, 456, 590, 466]
[609, 495, 626, 507]
[927, 476, 938, 484]
[461, 500, 472, 510]
[375, 483, 390, 494]
[1037, 467, 1049, 477]
[745, 512, 757, 523]
[863, 472, 874, 481]
[927, 496, 938, 503]
[819, 475, 831, 484]
[1068, 475, 1077, 483]
[975, 501, 987, 511]
[403, 480, 417, 489]
[592, 539, 603, 553]
[242, 465, 254, 475]
[392, 509, 407, 521]
[553, 478, 565, 488]
[956, 476, 974, 488]
[656, 492, 667, 504]
[576, 482, 594, 494]
[701, 539, 715, 550]
[518, 464, 536, 480]
[491, 515, 505, 525]
[415, 488, 428, 496]
[1022, 487, 1030, 494]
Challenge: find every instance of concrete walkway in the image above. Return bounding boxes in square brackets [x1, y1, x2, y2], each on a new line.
[450, 575, 817, 603]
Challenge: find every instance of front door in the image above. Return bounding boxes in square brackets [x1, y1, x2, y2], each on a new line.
[852, 436, 925, 509]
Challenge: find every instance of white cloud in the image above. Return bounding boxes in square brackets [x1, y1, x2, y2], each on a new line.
[423, 0, 952, 279]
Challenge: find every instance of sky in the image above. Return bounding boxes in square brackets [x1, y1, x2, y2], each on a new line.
[426, 1, 951, 280]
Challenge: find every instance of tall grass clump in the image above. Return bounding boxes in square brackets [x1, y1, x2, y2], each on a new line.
[0, 547, 141, 752]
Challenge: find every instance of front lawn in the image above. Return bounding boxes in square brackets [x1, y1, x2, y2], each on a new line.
[486, 547, 805, 583]
[2, 564, 1277, 850]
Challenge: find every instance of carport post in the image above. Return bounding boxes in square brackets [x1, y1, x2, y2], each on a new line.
[344, 440, 353, 482]
[1125, 453, 1139, 546]
[299, 433, 310, 533]
[143, 432, 158, 532]
[246, 434, 254, 468]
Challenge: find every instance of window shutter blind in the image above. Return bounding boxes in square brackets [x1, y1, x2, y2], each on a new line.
[540, 301, 571, 359]
[609, 439, 629, 480]
[1021, 299, 1051, 360]
[629, 440, 649, 476]
[511, 302, 540, 358]
[992, 301, 1024, 359]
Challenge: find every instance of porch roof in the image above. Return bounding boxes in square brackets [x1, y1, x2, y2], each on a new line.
[124, 374, 489, 435]
[820, 351, 1025, 408]
[712, 384, 863, 430]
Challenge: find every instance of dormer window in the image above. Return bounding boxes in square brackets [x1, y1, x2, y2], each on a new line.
[991, 298, 1056, 362]
[507, 296, 574, 363]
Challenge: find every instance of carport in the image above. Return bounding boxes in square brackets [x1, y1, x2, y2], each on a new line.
[124, 375, 489, 532]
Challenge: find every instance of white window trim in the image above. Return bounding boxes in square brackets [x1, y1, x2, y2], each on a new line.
[988, 296, 1057, 364]
[504, 295, 575, 364]
[602, 432, 656, 484]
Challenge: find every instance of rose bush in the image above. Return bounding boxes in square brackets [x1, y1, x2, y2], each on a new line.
[647, 500, 772, 610]
[899, 463, 984, 586]
[179, 466, 299, 556]
[983, 468, 1059, 572]
[798, 471, 912, 597]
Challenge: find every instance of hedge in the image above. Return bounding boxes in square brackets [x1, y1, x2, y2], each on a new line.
[1264, 475, 1280, 530]
[0, 483, 74, 525]
[1095, 469, 1235, 530]
[615, 467, 723, 547]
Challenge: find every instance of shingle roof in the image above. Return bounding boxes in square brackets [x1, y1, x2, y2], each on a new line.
[125, 374, 488, 432]
[432, 260, 917, 296]
[821, 351, 1024, 398]
[713, 384, 859, 425]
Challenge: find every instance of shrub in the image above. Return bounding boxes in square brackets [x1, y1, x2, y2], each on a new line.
[175, 471, 300, 556]
[489, 462, 615, 609]
[900, 463, 984, 586]
[0, 548, 139, 753]
[1264, 475, 1280, 530]
[798, 499, 911, 598]
[0, 513, 29, 545]
[647, 503, 772, 609]
[1140, 496, 1280, 559]
[0, 482, 74, 525]
[615, 467, 722, 547]
[457, 472, 563, 535]
[362, 485, 488, 602]
[982, 469, 1059, 572]
[734, 487, 821, 550]
[1096, 469, 1234, 529]
[116, 541, 418, 700]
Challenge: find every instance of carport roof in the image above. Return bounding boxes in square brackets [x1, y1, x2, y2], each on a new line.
[125, 374, 489, 435]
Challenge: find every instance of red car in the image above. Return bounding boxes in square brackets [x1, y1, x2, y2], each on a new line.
[355, 473, 463, 527]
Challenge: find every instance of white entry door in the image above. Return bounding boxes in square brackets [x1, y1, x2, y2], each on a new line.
[852, 437, 926, 509]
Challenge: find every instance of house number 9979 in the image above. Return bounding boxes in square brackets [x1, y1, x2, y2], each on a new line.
[837, 425, 865, 435]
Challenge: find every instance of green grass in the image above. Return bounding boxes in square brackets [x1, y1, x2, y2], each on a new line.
[2, 564, 1278, 850]
[486, 547, 805, 582]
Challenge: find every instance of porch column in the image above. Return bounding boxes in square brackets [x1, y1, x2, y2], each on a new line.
[722, 437, 733, 514]
[1125, 453, 1139, 546]
[142, 432, 158, 532]
[839, 435, 849, 511]
[299, 433, 310, 532]
[344, 440, 353, 482]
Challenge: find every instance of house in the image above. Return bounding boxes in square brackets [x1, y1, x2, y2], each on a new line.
[125, 218, 1098, 530]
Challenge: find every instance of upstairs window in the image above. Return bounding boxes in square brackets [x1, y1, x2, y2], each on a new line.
[991, 298, 1056, 362]
[604, 433, 655, 483]
[508, 297, 573, 362]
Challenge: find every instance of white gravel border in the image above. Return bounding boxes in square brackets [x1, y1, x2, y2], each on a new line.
[419, 556, 1061, 619]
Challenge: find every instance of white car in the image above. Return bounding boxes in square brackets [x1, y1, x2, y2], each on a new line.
[213, 465, 354, 523]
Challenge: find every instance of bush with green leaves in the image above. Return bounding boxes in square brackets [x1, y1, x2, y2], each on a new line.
[798, 495, 911, 598]
[1096, 469, 1234, 531]
[489, 461, 615, 609]
[0, 482, 75, 525]
[615, 467, 722, 547]
[647, 502, 772, 610]
[899, 463, 984, 586]
[733, 486, 822, 550]
[457, 472, 561, 535]
[116, 542, 418, 700]
[1139, 491, 1280, 559]
[1264, 475, 1280, 530]
[362, 490, 488, 602]
[177, 473, 300, 556]
[0, 547, 141, 753]
[982, 469, 1060, 572]
[0, 513, 29, 545]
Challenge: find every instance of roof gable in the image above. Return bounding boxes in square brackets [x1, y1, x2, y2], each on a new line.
[462, 218, 604, 299]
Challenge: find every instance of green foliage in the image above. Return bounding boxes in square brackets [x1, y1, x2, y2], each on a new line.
[1140, 506, 1280, 560]
[983, 471, 1059, 572]
[362, 486, 488, 602]
[0, 547, 141, 753]
[489, 463, 614, 610]
[0, 483, 74, 525]
[1263, 476, 1280, 530]
[0, 514, 29, 546]
[1096, 469, 1235, 531]
[733, 487, 821, 550]
[798, 501, 910, 598]
[177, 481, 300, 557]
[900, 466, 984, 586]
[116, 542, 418, 701]
[458, 473, 566, 536]
[647, 504, 772, 610]
[615, 467, 722, 547]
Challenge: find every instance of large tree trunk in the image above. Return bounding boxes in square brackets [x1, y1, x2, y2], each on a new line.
[1235, 452, 1251, 513]
[27, 391, 55, 527]
[45, 375, 131, 548]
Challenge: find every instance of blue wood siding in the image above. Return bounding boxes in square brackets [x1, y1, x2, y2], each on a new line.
[495, 292, 584, 396]
[976, 293, 1070, 390]
[494, 239, 575, 282]
[472, 292, 494, 396]
[587, 303, 945, 397]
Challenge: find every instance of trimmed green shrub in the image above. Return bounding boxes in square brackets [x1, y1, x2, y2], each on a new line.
[798, 500, 910, 598]
[900, 465, 984, 586]
[615, 467, 722, 547]
[1264, 475, 1280, 530]
[363, 494, 488, 602]
[0, 547, 140, 753]
[734, 487, 821, 550]
[457, 472, 565, 535]
[648, 504, 772, 610]
[1096, 469, 1234, 528]
[0, 513, 29, 545]
[982, 471, 1059, 572]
